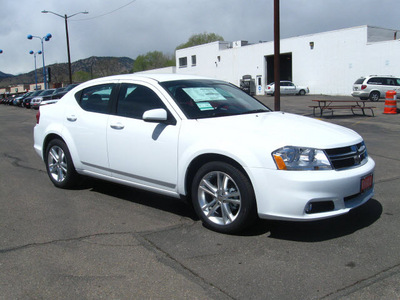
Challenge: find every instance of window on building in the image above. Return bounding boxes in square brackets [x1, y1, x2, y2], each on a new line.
[179, 57, 188, 68]
[191, 55, 197, 66]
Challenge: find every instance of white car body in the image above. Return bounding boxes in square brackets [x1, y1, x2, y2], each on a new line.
[34, 74, 374, 232]
[265, 81, 309, 96]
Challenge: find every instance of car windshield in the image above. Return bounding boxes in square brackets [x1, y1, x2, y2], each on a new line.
[39, 90, 55, 96]
[160, 79, 270, 119]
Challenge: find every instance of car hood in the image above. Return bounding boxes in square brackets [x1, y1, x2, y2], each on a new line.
[195, 111, 362, 150]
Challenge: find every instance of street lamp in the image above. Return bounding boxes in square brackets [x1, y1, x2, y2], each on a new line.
[29, 50, 42, 90]
[27, 33, 52, 89]
[41, 10, 89, 84]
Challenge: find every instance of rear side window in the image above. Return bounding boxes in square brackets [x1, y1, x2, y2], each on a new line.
[76, 84, 114, 113]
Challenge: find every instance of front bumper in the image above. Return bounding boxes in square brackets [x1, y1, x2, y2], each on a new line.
[248, 157, 375, 221]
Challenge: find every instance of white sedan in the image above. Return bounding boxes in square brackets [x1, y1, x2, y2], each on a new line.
[34, 74, 374, 233]
[265, 80, 309, 96]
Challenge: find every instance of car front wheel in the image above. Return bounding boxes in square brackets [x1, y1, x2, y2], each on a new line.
[191, 161, 257, 233]
[45, 139, 78, 189]
[299, 90, 306, 96]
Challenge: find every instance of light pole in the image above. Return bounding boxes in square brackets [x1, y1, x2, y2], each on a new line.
[27, 33, 52, 89]
[41, 10, 89, 84]
[29, 50, 42, 90]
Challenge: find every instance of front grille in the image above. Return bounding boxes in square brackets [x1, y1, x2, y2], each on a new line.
[325, 142, 368, 170]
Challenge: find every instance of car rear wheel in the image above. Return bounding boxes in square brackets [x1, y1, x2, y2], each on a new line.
[45, 139, 78, 189]
[191, 161, 257, 233]
[369, 91, 380, 102]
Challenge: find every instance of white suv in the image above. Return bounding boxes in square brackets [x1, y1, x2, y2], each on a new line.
[34, 74, 375, 233]
[351, 75, 400, 101]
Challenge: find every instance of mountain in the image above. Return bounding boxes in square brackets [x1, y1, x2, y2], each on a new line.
[0, 56, 134, 88]
[0, 71, 13, 79]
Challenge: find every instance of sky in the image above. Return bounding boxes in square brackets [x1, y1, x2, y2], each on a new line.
[1, 0, 400, 75]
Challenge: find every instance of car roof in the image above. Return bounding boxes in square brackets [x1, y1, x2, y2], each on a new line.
[81, 73, 214, 85]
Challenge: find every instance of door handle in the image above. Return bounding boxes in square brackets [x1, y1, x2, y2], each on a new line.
[67, 115, 77, 122]
[110, 123, 125, 130]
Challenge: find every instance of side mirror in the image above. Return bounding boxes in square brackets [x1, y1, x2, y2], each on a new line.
[143, 108, 168, 122]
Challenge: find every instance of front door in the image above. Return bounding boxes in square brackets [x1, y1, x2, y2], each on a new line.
[107, 83, 179, 193]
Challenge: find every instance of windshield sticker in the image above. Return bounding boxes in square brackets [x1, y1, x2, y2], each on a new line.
[196, 102, 214, 111]
[183, 87, 226, 102]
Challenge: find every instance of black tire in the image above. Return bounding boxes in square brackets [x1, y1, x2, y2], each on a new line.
[299, 90, 306, 96]
[369, 91, 380, 102]
[45, 139, 79, 189]
[191, 161, 257, 233]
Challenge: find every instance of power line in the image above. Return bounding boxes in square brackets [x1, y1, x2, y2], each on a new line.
[71, 0, 137, 21]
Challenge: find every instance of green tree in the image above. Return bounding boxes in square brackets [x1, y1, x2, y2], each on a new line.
[132, 51, 175, 72]
[176, 32, 224, 50]
[72, 71, 91, 82]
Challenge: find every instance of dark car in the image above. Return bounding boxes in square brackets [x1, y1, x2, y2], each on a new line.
[51, 84, 79, 99]
[15, 92, 33, 107]
[23, 90, 43, 108]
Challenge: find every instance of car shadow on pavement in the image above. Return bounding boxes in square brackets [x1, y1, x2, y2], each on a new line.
[77, 177, 381, 240]
[80, 177, 199, 220]
[242, 199, 382, 241]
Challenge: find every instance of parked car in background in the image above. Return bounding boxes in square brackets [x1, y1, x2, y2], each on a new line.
[34, 74, 374, 234]
[23, 90, 44, 108]
[265, 81, 309, 96]
[351, 75, 400, 101]
[51, 84, 79, 99]
[14, 92, 33, 106]
[31, 89, 56, 109]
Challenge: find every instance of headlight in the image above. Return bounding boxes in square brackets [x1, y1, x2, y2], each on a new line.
[272, 146, 332, 170]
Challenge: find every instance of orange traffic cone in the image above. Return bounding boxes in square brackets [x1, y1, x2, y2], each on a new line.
[383, 90, 398, 114]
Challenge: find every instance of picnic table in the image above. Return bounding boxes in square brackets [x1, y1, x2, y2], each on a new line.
[310, 100, 376, 117]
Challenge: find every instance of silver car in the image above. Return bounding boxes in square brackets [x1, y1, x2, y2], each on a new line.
[351, 75, 400, 101]
[265, 81, 309, 96]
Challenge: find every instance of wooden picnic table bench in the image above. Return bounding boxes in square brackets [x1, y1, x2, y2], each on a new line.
[310, 100, 376, 117]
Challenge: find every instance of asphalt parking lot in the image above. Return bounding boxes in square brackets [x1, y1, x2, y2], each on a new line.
[1, 95, 399, 299]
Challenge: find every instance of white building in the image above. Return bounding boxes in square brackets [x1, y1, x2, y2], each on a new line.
[175, 25, 400, 96]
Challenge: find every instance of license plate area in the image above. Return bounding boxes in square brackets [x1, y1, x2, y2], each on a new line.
[361, 173, 373, 193]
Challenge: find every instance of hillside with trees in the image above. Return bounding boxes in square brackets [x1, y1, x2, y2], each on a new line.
[0, 32, 223, 87]
[0, 56, 134, 88]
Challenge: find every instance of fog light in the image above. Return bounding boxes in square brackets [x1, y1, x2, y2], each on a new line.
[305, 203, 313, 213]
[305, 201, 335, 214]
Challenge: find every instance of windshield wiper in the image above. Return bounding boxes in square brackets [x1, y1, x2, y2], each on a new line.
[239, 109, 270, 115]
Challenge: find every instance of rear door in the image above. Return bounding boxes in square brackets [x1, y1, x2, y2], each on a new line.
[64, 83, 115, 175]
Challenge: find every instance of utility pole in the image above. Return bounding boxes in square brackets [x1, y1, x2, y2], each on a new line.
[274, 0, 280, 111]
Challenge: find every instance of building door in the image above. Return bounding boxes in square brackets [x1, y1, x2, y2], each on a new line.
[256, 75, 263, 95]
[265, 53, 293, 84]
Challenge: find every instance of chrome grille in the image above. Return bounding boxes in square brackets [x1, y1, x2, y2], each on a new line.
[325, 142, 368, 170]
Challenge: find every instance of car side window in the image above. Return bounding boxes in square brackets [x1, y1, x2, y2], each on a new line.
[367, 77, 384, 85]
[385, 78, 396, 86]
[77, 84, 114, 113]
[116, 83, 167, 119]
